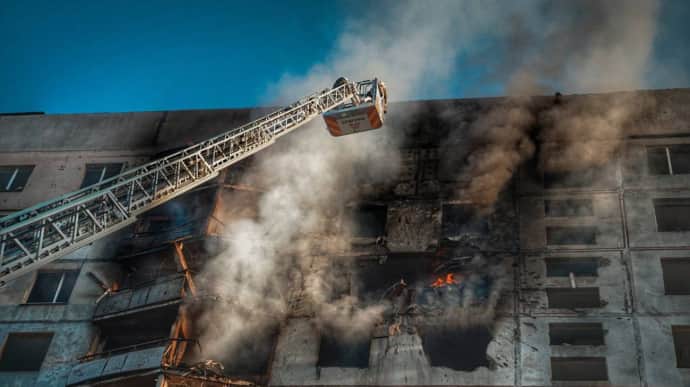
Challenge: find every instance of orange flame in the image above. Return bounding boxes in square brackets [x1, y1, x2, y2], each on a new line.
[431, 273, 460, 288]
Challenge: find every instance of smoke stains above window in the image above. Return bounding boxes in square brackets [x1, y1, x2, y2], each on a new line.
[26, 270, 79, 304]
[419, 326, 491, 371]
[654, 198, 690, 232]
[551, 357, 608, 381]
[546, 226, 597, 245]
[0, 332, 53, 371]
[672, 326, 690, 368]
[549, 323, 604, 346]
[662, 258, 690, 295]
[0, 165, 34, 192]
[544, 199, 594, 217]
[545, 257, 599, 277]
[441, 204, 489, 238]
[349, 204, 387, 238]
[543, 169, 601, 189]
[80, 163, 124, 189]
[647, 145, 690, 175]
[317, 332, 370, 368]
[547, 288, 601, 309]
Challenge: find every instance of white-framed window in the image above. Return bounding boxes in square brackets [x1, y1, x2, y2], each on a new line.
[26, 270, 79, 304]
[0, 165, 34, 192]
[80, 163, 124, 188]
[647, 144, 690, 175]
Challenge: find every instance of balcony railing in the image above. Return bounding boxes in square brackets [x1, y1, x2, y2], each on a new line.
[93, 274, 187, 319]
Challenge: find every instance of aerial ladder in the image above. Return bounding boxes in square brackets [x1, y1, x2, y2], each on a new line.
[0, 78, 388, 286]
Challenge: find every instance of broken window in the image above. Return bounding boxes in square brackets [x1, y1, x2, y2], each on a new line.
[654, 198, 690, 232]
[549, 323, 604, 346]
[0, 165, 34, 192]
[662, 258, 690, 295]
[80, 163, 124, 189]
[349, 204, 387, 238]
[544, 199, 594, 217]
[647, 145, 690, 175]
[546, 226, 597, 245]
[673, 326, 690, 368]
[26, 270, 79, 304]
[420, 326, 491, 371]
[545, 257, 598, 277]
[547, 288, 600, 309]
[441, 204, 489, 237]
[0, 332, 53, 371]
[551, 357, 608, 381]
[317, 332, 370, 368]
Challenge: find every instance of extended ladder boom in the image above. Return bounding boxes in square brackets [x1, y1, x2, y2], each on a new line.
[0, 80, 364, 285]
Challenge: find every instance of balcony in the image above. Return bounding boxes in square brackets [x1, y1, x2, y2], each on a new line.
[94, 274, 187, 320]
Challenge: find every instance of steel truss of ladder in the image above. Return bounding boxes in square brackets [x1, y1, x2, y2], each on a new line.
[0, 81, 362, 286]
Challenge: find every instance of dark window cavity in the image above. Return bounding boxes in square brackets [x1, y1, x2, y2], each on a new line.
[442, 204, 489, 238]
[545, 257, 599, 277]
[544, 169, 595, 188]
[551, 357, 608, 381]
[547, 288, 600, 309]
[647, 145, 690, 175]
[654, 198, 690, 232]
[420, 326, 491, 371]
[26, 271, 79, 304]
[549, 323, 604, 346]
[546, 226, 597, 245]
[317, 332, 370, 368]
[80, 163, 124, 189]
[349, 204, 387, 238]
[673, 326, 690, 368]
[0, 332, 53, 371]
[0, 165, 34, 192]
[544, 199, 594, 217]
[662, 258, 690, 295]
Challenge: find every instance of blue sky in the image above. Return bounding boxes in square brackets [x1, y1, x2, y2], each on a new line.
[1, 0, 688, 114]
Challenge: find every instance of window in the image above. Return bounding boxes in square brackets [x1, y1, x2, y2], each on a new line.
[647, 145, 690, 175]
[80, 163, 123, 188]
[26, 271, 79, 304]
[549, 323, 604, 346]
[317, 332, 370, 368]
[544, 169, 594, 188]
[673, 326, 690, 368]
[442, 204, 489, 237]
[0, 165, 34, 192]
[551, 357, 608, 381]
[547, 288, 600, 309]
[654, 198, 690, 232]
[544, 199, 594, 217]
[420, 326, 491, 371]
[349, 204, 387, 238]
[662, 258, 690, 295]
[545, 257, 599, 277]
[546, 226, 597, 245]
[0, 332, 53, 371]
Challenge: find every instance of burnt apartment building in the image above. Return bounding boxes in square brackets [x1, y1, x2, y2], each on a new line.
[1, 88, 690, 387]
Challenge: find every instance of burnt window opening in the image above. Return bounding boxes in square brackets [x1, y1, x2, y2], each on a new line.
[350, 204, 387, 238]
[551, 357, 608, 381]
[222, 324, 280, 375]
[647, 145, 690, 175]
[654, 198, 690, 232]
[549, 323, 604, 346]
[0, 332, 53, 371]
[544, 199, 594, 217]
[80, 163, 124, 189]
[545, 257, 599, 277]
[26, 270, 79, 304]
[441, 204, 489, 238]
[673, 326, 690, 368]
[356, 256, 428, 302]
[547, 288, 600, 309]
[317, 332, 370, 368]
[420, 326, 491, 371]
[662, 258, 690, 295]
[0, 165, 34, 192]
[99, 306, 179, 351]
[546, 226, 597, 245]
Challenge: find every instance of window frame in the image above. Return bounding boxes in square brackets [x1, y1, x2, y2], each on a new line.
[80, 163, 124, 189]
[0, 165, 35, 192]
[647, 144, 690, 176]
[24, 270, 79, 305]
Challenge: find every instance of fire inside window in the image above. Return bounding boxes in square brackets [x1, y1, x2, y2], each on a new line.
[0, 165, 34, 192]
[0, 332, 53, 371]
[647, 144, 690, 175]
[80, 163, 124, 189]
[26, 271, 79, 304]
